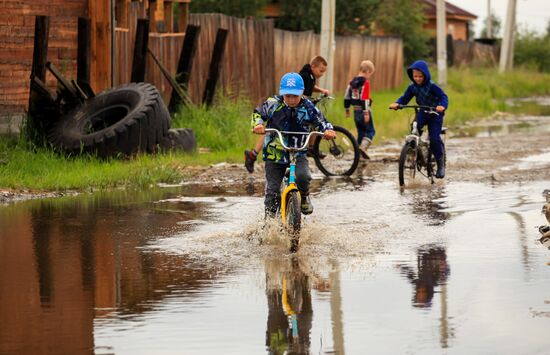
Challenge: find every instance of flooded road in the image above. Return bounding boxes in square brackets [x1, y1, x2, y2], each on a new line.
[2, 118, 550, 354]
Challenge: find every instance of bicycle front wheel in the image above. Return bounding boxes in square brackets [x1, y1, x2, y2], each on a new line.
[313, 125, 360, 176]
[398, 142, 417, 186]
[285, 190, 301, 251]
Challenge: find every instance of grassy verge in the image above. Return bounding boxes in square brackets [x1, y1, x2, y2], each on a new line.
[1, 67, 549, 191]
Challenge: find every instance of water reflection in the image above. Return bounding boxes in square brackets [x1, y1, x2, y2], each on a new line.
[265, 257, 313, 354]
[453, 116, 550, 138]
[397, 245, 453, 348]
[397, 245, 450, 308]
[537, 189, 550, 254]
[403, 186, 449, 226]
[0, 188, 227, 354]
[264, 257, 345, 355]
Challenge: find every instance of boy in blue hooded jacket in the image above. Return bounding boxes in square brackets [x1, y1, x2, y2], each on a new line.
[389, 60, 449, 178]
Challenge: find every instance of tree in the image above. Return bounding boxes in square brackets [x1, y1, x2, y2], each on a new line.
[190, 0, 268, 18]
[514, 27, 550, 72]
[480, 14, 502, 38]
[275, 0, 379, 35]
[375, 0, 431, 64]
[335, 0, 380, 36]
[275, 0, 321, 32]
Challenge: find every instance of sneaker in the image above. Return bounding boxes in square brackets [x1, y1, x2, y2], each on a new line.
[435, 158, 445, 179]
[301, 195, 313, 215]
[244, 150, 256, 173]
[359, 139, 371, 160]
[306, 147, 326, 159]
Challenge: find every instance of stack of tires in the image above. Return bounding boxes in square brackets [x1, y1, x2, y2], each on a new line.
[48, 82, 187, 158]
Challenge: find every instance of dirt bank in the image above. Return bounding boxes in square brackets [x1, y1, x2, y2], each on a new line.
[2, 115, 549, 205]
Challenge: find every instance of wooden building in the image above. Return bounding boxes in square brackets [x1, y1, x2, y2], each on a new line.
[419, 0, 477, 41]
[0, 0, 190, 129]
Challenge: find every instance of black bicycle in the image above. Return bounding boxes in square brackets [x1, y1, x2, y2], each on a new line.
[310, 95, 360, 176]
[393, 105, 447, 187]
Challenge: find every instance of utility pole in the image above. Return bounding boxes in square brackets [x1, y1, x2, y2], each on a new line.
[499, 0, 517, 72]
[436, 0, 447, 86]
[487, 0, 492, 38]
[320, 0, 335, 93]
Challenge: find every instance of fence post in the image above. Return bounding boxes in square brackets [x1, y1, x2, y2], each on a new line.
[27, 15, 53, 144]
[131, 19, 150, 82]
[30, 16, 49, 84]
[446, 34, 454, 67]
[77, 17, 95, 97]
[169, 24, 201, 111]
[202, 28, 228, 107]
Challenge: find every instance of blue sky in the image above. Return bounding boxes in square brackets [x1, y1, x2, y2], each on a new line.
[452, 0, 549, 36]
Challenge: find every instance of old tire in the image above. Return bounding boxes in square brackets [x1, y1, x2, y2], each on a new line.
[158, 128, 196, 152]
[48, 82, 171, 158]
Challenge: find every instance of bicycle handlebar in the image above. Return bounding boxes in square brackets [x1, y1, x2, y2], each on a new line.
[264, 128, 324, 152]
[391, 104, 439, 116]
[310, 94, 334, 105]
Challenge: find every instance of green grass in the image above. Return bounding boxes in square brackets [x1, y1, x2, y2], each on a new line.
[1, 67, 550, 191]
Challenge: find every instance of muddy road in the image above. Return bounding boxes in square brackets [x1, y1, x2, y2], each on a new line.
[1, 114, 550, 355]
[194, 114, 550, 187]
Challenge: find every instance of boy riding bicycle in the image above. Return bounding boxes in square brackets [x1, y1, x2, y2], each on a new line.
[251, 72, 335, 217]
[245, 56, 330, 173]
[389, 60, 448, 178]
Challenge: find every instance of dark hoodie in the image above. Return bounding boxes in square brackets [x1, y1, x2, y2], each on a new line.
[396, 60, 448, 110]
[344, 76, 371, 111]
[299, 64, 316, 97]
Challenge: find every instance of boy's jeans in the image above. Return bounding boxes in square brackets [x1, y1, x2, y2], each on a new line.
[353, 109, 376, 144]
[416, 112, 444, 160]
[264, 155, 311, 216]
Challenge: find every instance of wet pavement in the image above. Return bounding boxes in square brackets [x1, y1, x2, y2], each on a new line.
[1, 116, 550, 354]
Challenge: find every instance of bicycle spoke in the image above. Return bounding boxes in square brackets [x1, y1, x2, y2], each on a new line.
[314, 126, 360, 176]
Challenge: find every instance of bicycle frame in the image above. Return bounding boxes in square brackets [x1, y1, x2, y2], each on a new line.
[264, 128, 323, 224]
[394, 105, 440, 186]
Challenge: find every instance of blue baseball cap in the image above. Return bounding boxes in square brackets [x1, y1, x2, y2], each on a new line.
[279, 72, 304, 96]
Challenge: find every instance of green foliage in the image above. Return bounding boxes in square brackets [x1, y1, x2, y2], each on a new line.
[334, 0, 380, 35]
[480, 14, 502, 38]
[514, 28, 550, 72]
[171, 96, 254, 155]
[374, 0, 431, 64]
[275, 0, 379, 36]
[0, 140, 184, 190]
[276, 0, 321, 32]
[190, 0, 268, 17]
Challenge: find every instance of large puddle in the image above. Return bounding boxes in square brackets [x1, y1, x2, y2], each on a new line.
[1, 169, 550, 354]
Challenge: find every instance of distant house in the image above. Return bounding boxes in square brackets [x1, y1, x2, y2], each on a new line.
[418, 0, 477, 41]
[260, 0, 477, 41]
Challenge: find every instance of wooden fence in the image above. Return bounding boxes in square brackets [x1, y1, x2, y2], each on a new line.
[187, 14, 275, 104]
[113, 13, 403, 106]
[274, 30, 403, 94]
[452, 40, 498, 67]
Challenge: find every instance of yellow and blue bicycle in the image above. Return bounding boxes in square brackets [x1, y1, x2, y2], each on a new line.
[265, 128, 324, 251]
